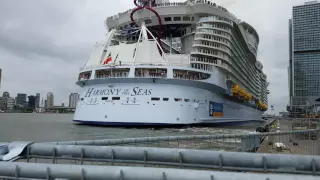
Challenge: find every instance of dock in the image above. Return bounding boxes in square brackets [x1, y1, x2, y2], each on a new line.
[258, 119, 320, 155]
[1, 118, 319, 179]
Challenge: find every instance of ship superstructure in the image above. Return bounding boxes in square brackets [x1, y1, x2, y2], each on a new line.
[73, 0, 269, 126]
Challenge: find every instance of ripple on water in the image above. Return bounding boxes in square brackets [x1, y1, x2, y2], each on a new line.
[0, 113, 256, 142]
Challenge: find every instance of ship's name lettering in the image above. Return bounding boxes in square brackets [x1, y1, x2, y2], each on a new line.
[84, 87, 152, 97]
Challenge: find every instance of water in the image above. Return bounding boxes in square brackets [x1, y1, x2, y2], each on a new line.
[0, 113, 254, 142]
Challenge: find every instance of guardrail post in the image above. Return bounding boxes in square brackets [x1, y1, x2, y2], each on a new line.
[14, 165, 19, 180]
[81, 168, 85, 180]
[162, 172, 167, 180]
[80, 148, 85, 165]
[312, 158, 316, 175]
[46, 167, 50, 180]
[263, 156, 267, 172]
[218, 154, 223, 170]
[52, 148, 56, 164]
[120, 169, 124, 180]
[111, 149, 115, 166]
[179, 152, 183, 168]
[144, 150, 148, 167]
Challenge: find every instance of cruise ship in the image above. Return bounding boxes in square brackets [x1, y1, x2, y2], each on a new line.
[73, 0, 270, 127]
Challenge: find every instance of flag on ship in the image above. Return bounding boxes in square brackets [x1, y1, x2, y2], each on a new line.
[103, 53, 112, 65]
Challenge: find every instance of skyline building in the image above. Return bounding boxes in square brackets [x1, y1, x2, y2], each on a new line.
[2, 91, 10, 98]
[0, 97, 14, 110]
[288, 0, 320, 115]
[69, 93, 80, 108]
[16, 93, 27, 107]
[47, 92, 54, 108]
[35, 93, 40, 108]
[28, 95, 36, 109]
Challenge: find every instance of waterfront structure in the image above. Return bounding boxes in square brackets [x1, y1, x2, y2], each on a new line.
[0, 97, 14, 110]
[288, 0, 320, 116]
[73, 0, 269, 126]
[35, 93, 40, 108]
[0, 69, 2, 89]
[16, 94, 27, 107]
[0, 91, 14, 110]
[47, 92, 54, 108]
[28, 95, 36, 109]
[69, 93, 80, 108]
[2, 92, 9, 98]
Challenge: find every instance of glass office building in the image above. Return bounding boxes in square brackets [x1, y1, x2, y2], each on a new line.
[288, 1, 320, 114]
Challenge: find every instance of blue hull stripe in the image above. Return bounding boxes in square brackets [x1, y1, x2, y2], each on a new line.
[73, 120, 261, 127]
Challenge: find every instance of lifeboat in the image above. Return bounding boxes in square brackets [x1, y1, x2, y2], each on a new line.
[231, 83, 254, 102]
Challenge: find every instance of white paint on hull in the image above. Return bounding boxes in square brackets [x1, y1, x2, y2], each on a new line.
[73, 83, 263, 125]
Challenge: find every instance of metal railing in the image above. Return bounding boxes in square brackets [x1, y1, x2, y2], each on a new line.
[1, 162, 319, 180]
[16, 143, 319, 174]
[48, 129, 320, 155]
[1, 120, 320, 179]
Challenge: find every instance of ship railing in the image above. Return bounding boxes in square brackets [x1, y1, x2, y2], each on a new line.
[80, 65, 102, 71]
[95, 74, 129, 79]
[79, 62, 191, 71]
[135, 74, 167, 78]
[105, 0, 241, 24]
[154, 2, 187, 7]
[173, 72, 210, 80]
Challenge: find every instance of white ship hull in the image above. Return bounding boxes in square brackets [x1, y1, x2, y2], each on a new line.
[73, 81, 264, 127]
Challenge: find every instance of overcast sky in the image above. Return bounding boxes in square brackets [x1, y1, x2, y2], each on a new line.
[0, 0, 309, 113]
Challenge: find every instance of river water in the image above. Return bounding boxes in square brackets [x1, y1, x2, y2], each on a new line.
[0, 113, 254, 142]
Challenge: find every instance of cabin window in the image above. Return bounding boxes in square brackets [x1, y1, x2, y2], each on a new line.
[183, 16, 190, 21]
[174, 98, 182, 102]
[174, 17, 181, 21]
[151, 97, 160, 101]
[101, 97, 108, 100]
[81, 98, 84, 101]
[184, 99, 190, 102]
[164, 17, 172, 22]
[163, 98, 169, 101]
[145, 19, 152, 24]
[112, 97, 120, 100]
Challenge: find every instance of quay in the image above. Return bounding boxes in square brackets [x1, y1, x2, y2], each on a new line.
[0, 118, 319, 179]
[258, 119, 320, 155]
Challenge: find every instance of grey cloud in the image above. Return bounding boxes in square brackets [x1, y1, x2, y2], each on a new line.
[0, 31, 90, 62]
[0, 0, 130, 105]
[0, 0, 90, 62]
[219, 0, 237, 7]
